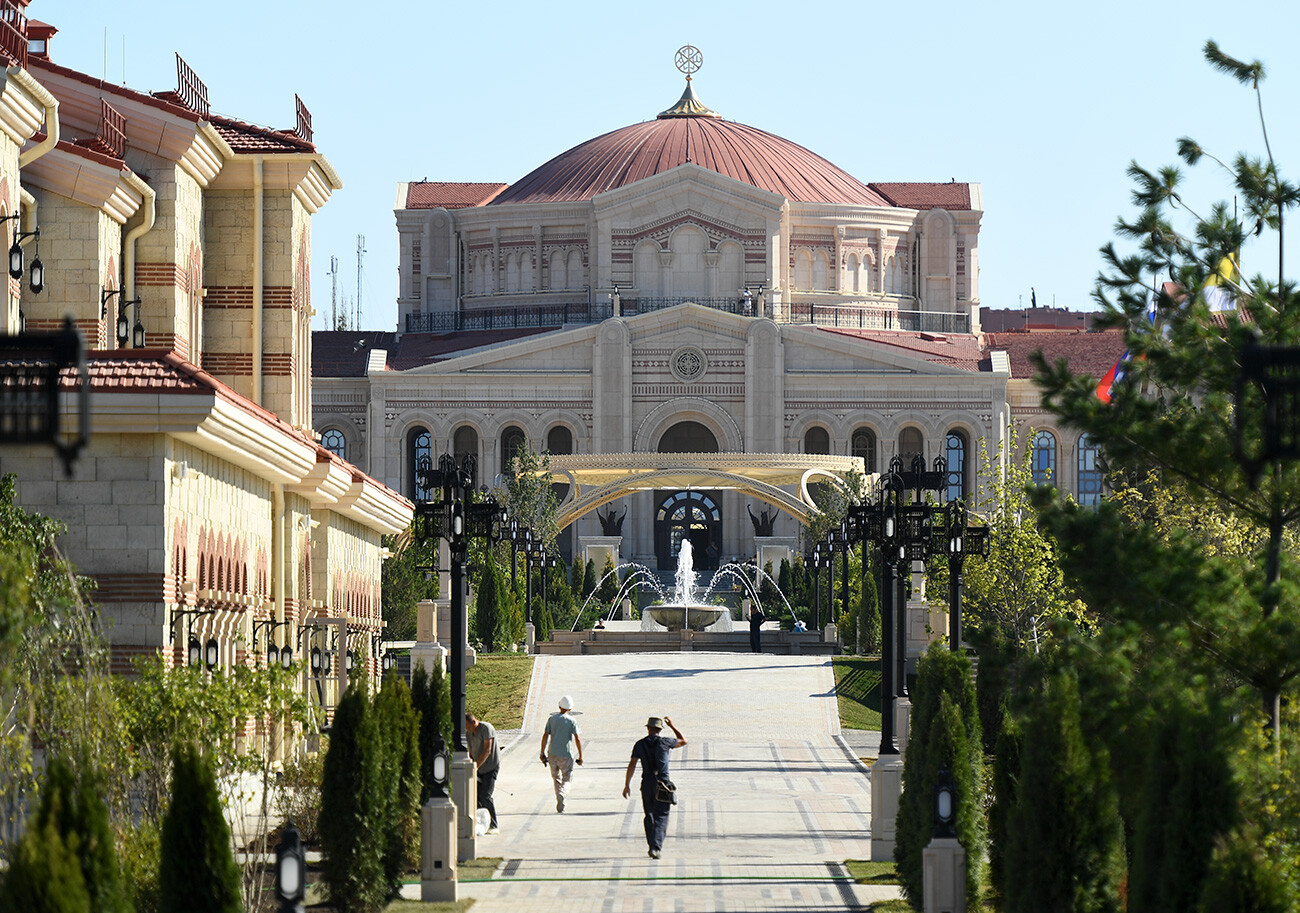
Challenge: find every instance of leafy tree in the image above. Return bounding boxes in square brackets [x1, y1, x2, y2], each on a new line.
[895, 645, 985, 909]
[159, 744, 241, 913]
[1034, 39, 1300, 739]
[319, 687, 385, 913]
[500, 449, 561, 551]
[1002, 669, 1124, 913]
[381, 530, 438, 641]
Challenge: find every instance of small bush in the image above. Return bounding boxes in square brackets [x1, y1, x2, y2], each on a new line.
[320, 687, 385, 913]
[118, 820, 161, 913]
[0, 806, 90, 913]
[276, 749, 325, 844]
[159, 743, 242, 913]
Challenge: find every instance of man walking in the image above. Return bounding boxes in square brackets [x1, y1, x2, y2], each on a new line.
[466, 711, 499, 834]
[623, 716, 686, 858]
[539, 695, 583, 812]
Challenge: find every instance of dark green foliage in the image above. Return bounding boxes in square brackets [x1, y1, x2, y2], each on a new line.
[777, 558, 792, 604]
[758, 560, 778, 609]
[987, 716, 1022, 903]
[375, 676, 422, 899]
[1003, 671, 1124, 913]
[411, 662, 453, 804]
[535, 601, 553, 642]
[473, 549, 506, 651]
[895, 645, 985, 909]
[159, 744, 241, 913]
[581, 559, 597, 599]
[855, 550, 881, 653]
[0, 803, 90, 913]
[1128, 696, 1238, 913]
[381, 531, 438, 642]
[319, 687, 385, 913]
[117, 822, 159, 913]
[33, 757, 129, 913]
[596, 555, 619, 605]
[1196, 827, 1292, 913]
[570, 555, 584, 593]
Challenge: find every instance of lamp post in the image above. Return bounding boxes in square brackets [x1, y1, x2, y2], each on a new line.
[274, 820, 306, 913]
[810, 544, 823, 631]
[508, 517, 520, 599]
[826, 530, 837, 628]
[523, 528, 535, 627]
[942, 500, 989, 652]
[840, 518, 851, 624]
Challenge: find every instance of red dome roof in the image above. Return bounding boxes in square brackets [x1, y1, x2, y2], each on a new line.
[491, 111, 890, 207]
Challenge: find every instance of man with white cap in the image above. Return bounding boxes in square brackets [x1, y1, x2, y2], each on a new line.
[539, 694, 583, 812]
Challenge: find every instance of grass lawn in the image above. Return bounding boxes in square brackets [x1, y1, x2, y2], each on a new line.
[832, 655, 882, 731]
[466, 654, 534, 728]
[844, 860, 900, 884]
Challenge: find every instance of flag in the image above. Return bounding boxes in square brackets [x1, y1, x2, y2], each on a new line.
[1204, 253, 1240, 312]
[1096, 294, 1157, 403]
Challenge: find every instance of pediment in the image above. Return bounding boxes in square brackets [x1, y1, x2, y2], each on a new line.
[593, 162, 784, 224]
[399, 324, 598, 376]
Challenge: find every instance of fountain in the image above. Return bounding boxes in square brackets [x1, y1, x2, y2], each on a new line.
[645, 540, 729, 631]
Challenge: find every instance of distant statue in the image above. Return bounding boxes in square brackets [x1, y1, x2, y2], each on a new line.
[597, 506, 627, 536]
[748, 504, 776, 537]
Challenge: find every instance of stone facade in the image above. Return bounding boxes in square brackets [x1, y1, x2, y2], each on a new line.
[0, 10, 411, 733]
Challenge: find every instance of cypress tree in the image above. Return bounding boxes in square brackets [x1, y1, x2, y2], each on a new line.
[581, 559, 598, 599]
[319, 687, 385, 913]
[375, 676, 422, 899]
[159, 744, 241, 913]
[596, 555, 619, 606]
[412, 660, 453, 803]
[0, 803, 90, 913]
[857, 550, 881, 653]
[35, 758, 130, 913]
[473, 550, 504, 651]
[895, 645, 985, 909]
[1004, 670, 1124, 913]
[1128, 696, 1237, 913]
[987, 715, 1022, 904]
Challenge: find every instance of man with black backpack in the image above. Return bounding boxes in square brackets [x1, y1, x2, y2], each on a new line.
[622, 716, 686, 858]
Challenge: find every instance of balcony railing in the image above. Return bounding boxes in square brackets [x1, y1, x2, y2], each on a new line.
[0, 1, 27, 69]
[405, 296, 970, 335]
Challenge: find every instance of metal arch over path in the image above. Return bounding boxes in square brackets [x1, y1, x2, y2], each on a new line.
[544, 452, 867, 530]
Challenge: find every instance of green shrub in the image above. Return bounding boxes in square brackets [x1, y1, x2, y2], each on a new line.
[0, 805, 90, 913]
[159, 743, 241, 913]
[581, 559, 597, 599]
[895, 644, 985, 910]
[118, 820, 161, 913]
[319, 687, 385, 913]
[473, 550, 504, 651]
[412, 661, 453, 804]
[987, 716, 1022, 904]
[1003, 670, 1124, 913]
[34, 758, 129, 913]
[276, 749, 325, 844]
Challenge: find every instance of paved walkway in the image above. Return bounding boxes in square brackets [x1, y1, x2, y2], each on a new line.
[405, 652, 901, 912]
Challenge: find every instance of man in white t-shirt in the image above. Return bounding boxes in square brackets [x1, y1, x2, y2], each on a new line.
[539, 695, 584, 812]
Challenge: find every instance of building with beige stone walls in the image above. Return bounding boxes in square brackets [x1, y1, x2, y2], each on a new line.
[0, 4, 410, 725]
[313, 65, 1123, 575]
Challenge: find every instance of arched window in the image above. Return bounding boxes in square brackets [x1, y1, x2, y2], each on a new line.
[659, 421, 719, 453]
[812, 251, 830, 290]
[945, 430, 968, 502]
[1077, 433, 1103, 507]
[899, 427, 924, 468]
[1032, 430, 1057, 484]
[453, 425, 479, 470]
[409, 427, 431, 500]
[804, 426, 830, 454]
[500, 425, 526, 475]
[547, 425, 573, 455]
[851, 427, 876, 473]
[322, 428, 346, 459]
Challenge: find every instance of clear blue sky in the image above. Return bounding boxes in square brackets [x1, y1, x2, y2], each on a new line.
[41, 0, 1300, 331]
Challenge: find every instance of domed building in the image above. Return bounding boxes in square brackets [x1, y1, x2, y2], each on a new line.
[313, 59, 1119, 572]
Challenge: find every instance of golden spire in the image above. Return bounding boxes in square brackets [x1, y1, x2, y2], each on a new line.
[658, 45, 721, 119]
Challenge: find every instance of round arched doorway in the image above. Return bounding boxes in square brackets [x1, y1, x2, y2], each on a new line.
[654, 490, 722, 572]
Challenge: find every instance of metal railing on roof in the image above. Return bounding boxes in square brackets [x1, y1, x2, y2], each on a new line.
[174, 53, 209, 117]
[404, 297, 969, 335]
[0, 1, 26, 69]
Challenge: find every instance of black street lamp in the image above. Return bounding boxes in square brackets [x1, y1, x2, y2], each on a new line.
[826, 529, 838, 626]
[274, 819, 306, 913]
[839, 518, 851, 625]
[942, 500, 989, 652]
[523, 527, 535, 626]
[810, 544, 823, 631]
[412, 452, 504, 752]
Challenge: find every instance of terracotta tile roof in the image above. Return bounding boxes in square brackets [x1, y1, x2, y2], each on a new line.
[492, 117, 891, 207]
[313, 328, 556, 376]
[982, 329, 1128, 379]
[820, 326, 984, 371]
[406, 182, 510, 210]
[868, 182, 973, 211]
[207, 113, 315, 154]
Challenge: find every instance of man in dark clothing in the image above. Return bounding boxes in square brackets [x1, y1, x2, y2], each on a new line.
[466, 711, 500, 833]
[623, 716, 686, 858]
[748, 604, 765, 652]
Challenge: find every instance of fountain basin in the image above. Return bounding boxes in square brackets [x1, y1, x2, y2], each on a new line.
[647, 603, 727, 631]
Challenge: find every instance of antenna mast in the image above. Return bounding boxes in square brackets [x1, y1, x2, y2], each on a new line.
[355, 235, 366, 330]
[328, 256, 339, 329]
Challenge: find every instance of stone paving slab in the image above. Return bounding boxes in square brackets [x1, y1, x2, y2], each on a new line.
[409, 652, 902, 911]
